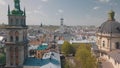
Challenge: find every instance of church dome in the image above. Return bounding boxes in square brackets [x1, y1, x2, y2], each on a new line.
[98, 10, 120, 34]
[11, 9, 23, 15]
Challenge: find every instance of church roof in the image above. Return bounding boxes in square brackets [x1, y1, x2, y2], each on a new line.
[8, 0, 25, 16]
[108, 50, 120, 64]
[36, 44, 48, 50]
[98, 20, 120, 33]
[24, 52, 61, 68]
[98, 10, 120, 34]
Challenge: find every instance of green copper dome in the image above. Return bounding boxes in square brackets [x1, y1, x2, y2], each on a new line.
[11, 9, 23, 15]
[8, 0, 24, 16]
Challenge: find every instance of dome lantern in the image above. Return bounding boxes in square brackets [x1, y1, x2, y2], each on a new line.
[108, 10, 115, 21]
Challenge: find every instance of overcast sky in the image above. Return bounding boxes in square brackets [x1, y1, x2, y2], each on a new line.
[0, 0, 120, 26]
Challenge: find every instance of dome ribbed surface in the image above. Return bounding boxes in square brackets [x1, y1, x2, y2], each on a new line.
[98, 20, 120, 33]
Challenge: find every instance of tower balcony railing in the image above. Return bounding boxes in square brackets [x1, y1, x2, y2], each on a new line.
[5, 40, 29, 45]
[97, 33, 120, 37]
[0, 25, 28, 29]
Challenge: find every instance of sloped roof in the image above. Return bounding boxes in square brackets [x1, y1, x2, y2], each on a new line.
[36, 44, 48, 50]
[24, 52, 61, 68]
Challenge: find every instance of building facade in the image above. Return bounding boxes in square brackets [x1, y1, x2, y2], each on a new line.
[5, 0, 28, 68]
[97, 10, 120, 51]
[97, 10, 120, 68]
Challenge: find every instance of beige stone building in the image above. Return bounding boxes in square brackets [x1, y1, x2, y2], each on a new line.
[3, 0, 28, 68]
[97, 10, 120, 68]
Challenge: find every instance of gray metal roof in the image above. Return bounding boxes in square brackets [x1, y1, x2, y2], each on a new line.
[98, 20, 120, 33]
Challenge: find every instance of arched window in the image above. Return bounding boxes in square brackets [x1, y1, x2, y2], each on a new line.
[15, 47, 18, 58]
[15, 31, 19, 42]
[9, 31, 13, 42]
[10, 36, 13, 42]
[15, 47, 19, 65]
[10, 47, 13, 65]
[116, 42, 119, 49]
[103, 41, 105, 47]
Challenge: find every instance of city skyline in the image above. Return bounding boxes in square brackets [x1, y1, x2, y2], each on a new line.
[0, 0, 120, 26]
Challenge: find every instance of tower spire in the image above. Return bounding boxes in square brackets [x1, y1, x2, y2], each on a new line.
[14, 0, 21, 10]
[108, 10, 115, 21]
[8, 5, 10, 15]
[11, 0, 23, 15]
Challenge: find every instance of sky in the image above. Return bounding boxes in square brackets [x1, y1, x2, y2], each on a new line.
[0, 0, 120, 26]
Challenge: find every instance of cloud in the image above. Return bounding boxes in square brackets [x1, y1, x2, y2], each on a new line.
[41, 0, 48, 2]
[55, 13, 59, 15]
[98, 0, 110, 3]
[93, 6, 100, 10]
[37, 6, 43, 10]
[55, 9, 64, 16]
[0, 0, 6, 6]
[58, 9, 64, 13]
[27, 9, 48, 18]
[109, 3, 118, 6]
[33, 10, 40, 14]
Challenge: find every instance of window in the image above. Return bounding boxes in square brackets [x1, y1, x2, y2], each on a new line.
[23, 31, 27, 41]
[10, 19, 13, 25]
[23, 19, 25, 25]
[15, 31, 19, 42]
[107, 39, 109, 47]
[23, 31, 25, 41]
[103, 41, 105, 47]
[10, 47, 13, 65]
[16, 36, 19, 42]
[9, 31, 13, 42]
[116, 42, 119, 49]
[10, 36, 13, 42]
[16, 19, 19, 25]
[21, 19, 23, 26]
[15, 47, 19, 65]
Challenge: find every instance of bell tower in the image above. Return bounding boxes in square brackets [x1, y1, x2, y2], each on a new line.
[60, 18, 64, 26]
[5, 0, 28, 68]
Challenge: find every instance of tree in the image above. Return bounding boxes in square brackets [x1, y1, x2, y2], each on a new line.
[0, 53, 6, 64]
[75, 45, 97, 68]
[61, 41, 75, 56]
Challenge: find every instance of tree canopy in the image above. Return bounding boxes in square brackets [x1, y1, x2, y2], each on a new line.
[0, 53, 6, 64]
[61, 41, 75, 56]
[75, 45, 97, 68]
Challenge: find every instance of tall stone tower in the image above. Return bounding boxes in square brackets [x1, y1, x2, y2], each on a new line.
[5, 0, 28, 68]
[60, 18, 64, 26]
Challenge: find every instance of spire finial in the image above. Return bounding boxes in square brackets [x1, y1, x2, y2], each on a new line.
[40, 22, 43, 27]
[8, 5, 10, 15]
[108, 10, 115, 21]
[24, 7, 26, 16]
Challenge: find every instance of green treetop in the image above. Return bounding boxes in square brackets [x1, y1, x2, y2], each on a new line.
[61, 41, 75, 56]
